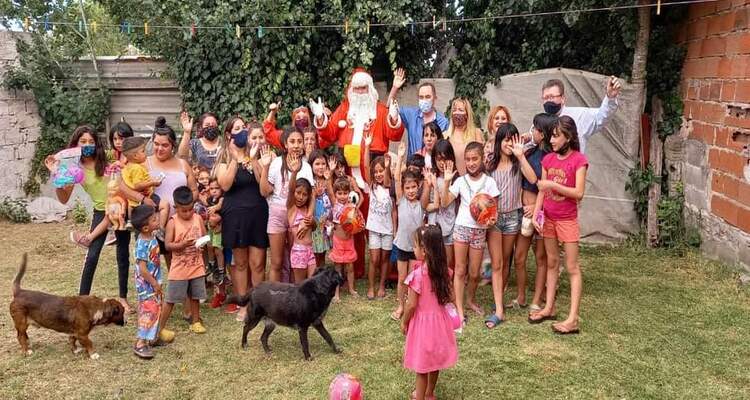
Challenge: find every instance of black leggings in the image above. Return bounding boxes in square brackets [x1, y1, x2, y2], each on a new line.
[78, 210, 131, 298]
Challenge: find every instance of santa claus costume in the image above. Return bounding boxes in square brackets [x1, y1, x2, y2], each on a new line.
[312, 69, 404, 278]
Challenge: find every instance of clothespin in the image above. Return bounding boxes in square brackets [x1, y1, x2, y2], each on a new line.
[23, 17, 30, 31]
[236, 24, 241, 38]
[432, 15, 437, 29]
[78, 20, 83, 33]
[441, 18, 446, 32]
[43, 16, 51, 31]
[258, 25, 264, 38]
[91, 21, 97, 33]
[127, 21, 133, 34]
[344, 19, 349, 35]
[144, 21, 149, 35]
[190, 22, 196, 38]
[366, 21, 370, 34]
[656, 0, 661, 15]
[410, 21, 415, 35]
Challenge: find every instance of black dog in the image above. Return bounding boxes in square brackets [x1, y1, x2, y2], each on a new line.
[226, 268, 343, 360]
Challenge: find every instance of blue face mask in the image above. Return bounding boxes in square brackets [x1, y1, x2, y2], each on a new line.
[233, 129, 248, 148]
[418, 99, 433, 114]
[80, 145, 96, 157]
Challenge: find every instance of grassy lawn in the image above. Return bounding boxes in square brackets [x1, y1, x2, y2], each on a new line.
[1, 220, 749, 399]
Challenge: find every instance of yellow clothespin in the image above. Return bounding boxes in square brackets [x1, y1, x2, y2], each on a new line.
[236, 24, 241, 38]
[91, 21, 97, 33]
[366, 21, 370, 34]
[23, 17, 30, 31]
[144, 21, 149, 35]
[344, 19, 349, 35]
[656, 0, 661, 15]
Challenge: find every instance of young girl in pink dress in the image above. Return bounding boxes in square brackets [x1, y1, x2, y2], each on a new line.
[402, 225, 458, 400]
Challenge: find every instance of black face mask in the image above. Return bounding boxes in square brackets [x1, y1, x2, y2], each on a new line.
[203, 127, 219, 141]
[543, 101, 562, 115]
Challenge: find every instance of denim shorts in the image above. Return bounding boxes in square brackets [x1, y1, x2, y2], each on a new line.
[494, 208, 523, 235]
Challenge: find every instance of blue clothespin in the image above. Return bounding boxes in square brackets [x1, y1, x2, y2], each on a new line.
[43, 16, 51, 31]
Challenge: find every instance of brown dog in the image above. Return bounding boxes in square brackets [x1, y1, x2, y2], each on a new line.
[9, 254, 126, 359]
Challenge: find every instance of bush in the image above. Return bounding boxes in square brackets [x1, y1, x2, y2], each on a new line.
[0, 197, 31, 223]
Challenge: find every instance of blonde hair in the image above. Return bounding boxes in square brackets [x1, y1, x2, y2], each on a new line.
[445, 98, 481, 143]
[211, 117, 246, 178]
[487, 105, 512, 134]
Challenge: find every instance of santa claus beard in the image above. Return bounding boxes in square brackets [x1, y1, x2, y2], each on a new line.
[347, 91, 377, 128]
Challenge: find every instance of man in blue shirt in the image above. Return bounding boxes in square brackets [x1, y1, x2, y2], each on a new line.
[388, 68, 449, 156]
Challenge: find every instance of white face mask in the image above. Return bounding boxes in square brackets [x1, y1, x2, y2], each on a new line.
[418, 99, 433, 113]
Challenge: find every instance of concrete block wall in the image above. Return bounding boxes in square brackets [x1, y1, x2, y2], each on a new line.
[0, 31, 41, 198]
[677, 0, 750, 271]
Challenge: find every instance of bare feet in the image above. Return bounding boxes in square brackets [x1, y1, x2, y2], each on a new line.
[376, 287, 386, 298]
[468, 302, 484, 316]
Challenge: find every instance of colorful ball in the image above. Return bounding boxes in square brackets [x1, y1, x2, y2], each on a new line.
[329, 373, 363, 400]
[339, 205, 365, 234]
[469, 193, 497, 226]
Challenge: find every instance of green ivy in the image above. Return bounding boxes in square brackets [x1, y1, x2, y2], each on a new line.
[100, 0, 447, 124]
[625, 163, 658, 226]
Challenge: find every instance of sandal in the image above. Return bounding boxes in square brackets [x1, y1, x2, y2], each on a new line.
[528, 312, 557, 324]
[552, 323, 580, 335]
[504, 299, 528, 309]
[133, 344, 154, 359]
[484, 314, 503, 329]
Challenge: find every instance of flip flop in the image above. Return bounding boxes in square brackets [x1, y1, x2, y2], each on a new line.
[484, 314, 503, 329]
[552, 323, 580, 335]
[528, 313, 557, 324]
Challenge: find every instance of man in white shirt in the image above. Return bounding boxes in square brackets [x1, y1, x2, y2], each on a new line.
[540, 77, 622, 154]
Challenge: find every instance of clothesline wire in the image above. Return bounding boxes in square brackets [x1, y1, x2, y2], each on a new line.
[19, 0, 716, 31]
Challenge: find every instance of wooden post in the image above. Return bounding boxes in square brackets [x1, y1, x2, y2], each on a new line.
[648, 97, 663, 246]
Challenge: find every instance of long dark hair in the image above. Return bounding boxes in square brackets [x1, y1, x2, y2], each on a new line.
[196, 112, 219, 138]
[415, 225, 451, 305]
[108, 120, 134, 150]
[423, 121, 443, 142]
[68, 125, 106, 177]
[281, 126, 303, 185]
[488, 122, 519, 172]
[532, 113, 556, 153]
[556, 115, 581, 152]
[431, 139, 456, 180]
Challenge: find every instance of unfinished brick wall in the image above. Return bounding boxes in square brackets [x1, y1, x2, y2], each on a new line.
[0, 31, 41, 198]
[677, 0, 750, 271]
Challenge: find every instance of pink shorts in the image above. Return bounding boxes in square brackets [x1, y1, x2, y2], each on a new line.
[542, 219, 580, 243]
[290, 243, 316, 269]
[267, 204, 288, 234]
[329, 235, 357, 264]
[452, 225, 487, 250]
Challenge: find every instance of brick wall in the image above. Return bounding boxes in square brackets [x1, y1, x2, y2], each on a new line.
[677, 0, 750, 271]
[0, 31, 41, 198]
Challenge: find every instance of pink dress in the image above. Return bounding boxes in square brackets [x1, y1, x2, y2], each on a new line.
[403, 262, 458, 373]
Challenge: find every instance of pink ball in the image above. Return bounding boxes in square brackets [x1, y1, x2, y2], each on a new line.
[329, 373, 363, 400]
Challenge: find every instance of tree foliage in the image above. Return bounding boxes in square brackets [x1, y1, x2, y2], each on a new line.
[100, 0, 449, 124]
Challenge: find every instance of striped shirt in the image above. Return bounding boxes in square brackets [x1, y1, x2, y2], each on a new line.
[490, 165, 522, 213]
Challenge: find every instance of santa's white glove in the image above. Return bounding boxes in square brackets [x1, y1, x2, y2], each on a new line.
[389, 99, 400, 120]
[309, 97, 325, 118]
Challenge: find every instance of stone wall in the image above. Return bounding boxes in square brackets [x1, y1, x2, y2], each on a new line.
[0, 31, 41, 198]
[676, 1, 750, 271]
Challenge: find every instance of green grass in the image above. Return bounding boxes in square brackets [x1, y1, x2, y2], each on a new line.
[1, 221, 749, 399]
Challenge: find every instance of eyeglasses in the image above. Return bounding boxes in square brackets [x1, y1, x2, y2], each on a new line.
[542, 94, 562, 101]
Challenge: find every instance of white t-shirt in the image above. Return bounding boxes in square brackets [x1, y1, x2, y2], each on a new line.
[366, 184, 393, 235]
[266, 156, 314, 207]
[449, 173, 500, 229]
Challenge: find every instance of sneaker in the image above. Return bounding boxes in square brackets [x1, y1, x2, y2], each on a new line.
[189, 321, 207, 334]
[133, 345, 154, 359]
[212, 267, 225, 286]
[69, 231, 91, 249]
[205, 260, 217, 276]
[104, 230, 117, 246]
[224, 303, 239, 314]
[158, 328, 175, 343]
[154, 228, 165, 242]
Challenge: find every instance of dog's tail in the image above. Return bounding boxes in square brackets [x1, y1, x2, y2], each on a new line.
[225, 291, 252, 307]
[12, 253, 27, 297]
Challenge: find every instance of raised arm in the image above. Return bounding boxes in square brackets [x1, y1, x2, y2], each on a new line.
[286, 154, 302, 209]
[258, 146, 275, 198]
[420, 170, 439, 212]
[363, 130, 373, 185]
[440, 160, 457, 207]
[387, 67, 406, 105]
[177, 111, 194, 160]
[511, 135, 538, 184]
